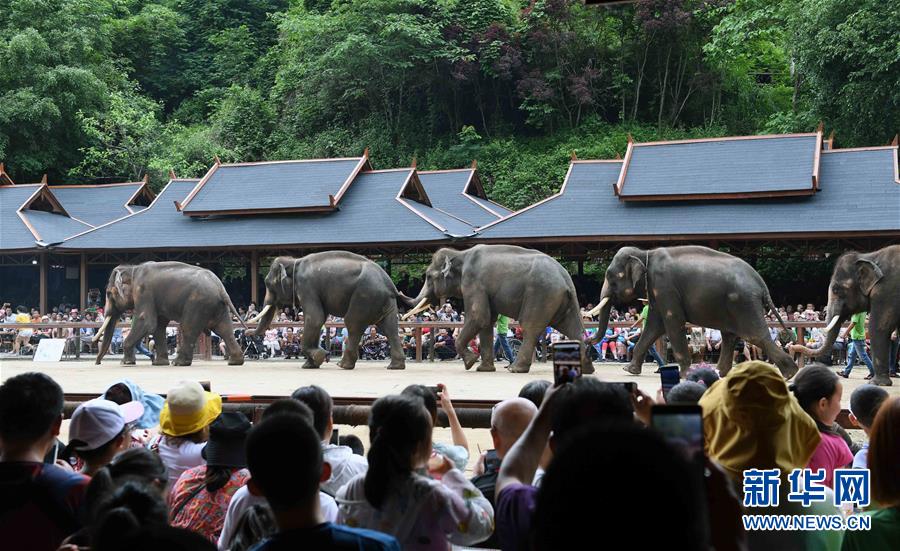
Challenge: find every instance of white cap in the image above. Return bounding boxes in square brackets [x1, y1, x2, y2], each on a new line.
[68, 398, 144, 451]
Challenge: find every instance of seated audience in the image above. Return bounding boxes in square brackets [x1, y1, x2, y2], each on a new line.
[686, 366, 720, 389]
[151, 381, 222, 485]
[664, 381, 707, 404]
[848, 386, 890, 469]
[517, 380, 551, 408]
[338, 435, 365, 456]
[103, 378, 165, 430]
[433, 328, 457, 360]
[291, 385, 368, 496]
[336, 394, 493, 549]
[0, 373, 90, 551]
[790, 364, 853, 488]
[841, 397, 900, 550]
[65, 398, 144, 476]
[169, 412, 251, 543]
[246, 414, 400, 550]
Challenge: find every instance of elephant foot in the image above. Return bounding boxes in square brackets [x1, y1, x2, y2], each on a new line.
[228, 357, 244, 366]
[386, 361, 405, 370]
[171, 359, 192, 367]
[308, 348, 327, 367]
[153, 359, 171, 367]
[624, 363, 642, 375]
[582, 361, 595, 375]
[870, 375, 893, 387]
[301, 361, 320, 369]
[338, 359, 356, 369]
[508, 361, 532, 373]
[462, 353, 478, 371]
[476, 361, 496, 372]
[121, 359, 136, 366]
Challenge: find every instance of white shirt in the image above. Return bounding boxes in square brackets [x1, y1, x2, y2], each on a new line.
[705, 328, 722, 342]
[322, 443, 368, 496]
[154, 436, 206, 486]
[216, 485, 337, 550]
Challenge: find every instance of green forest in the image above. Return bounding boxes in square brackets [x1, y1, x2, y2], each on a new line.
[1, 0, 897, 209]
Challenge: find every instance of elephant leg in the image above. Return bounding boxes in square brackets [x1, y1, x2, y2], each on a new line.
[748, 331, 798, 380]
[214, 316, 244, 366]
[717, 332, 737, 376]
[151, 319, 170, 366]
[626, 311, 665, 375]
[661, 319, 692, 377]
[378, 313, 405, 370]
[476, 325, 496, 372]
[338, 323, 365, 370]
[121, 311, 155, 365]
[552, 314, 595, 375]
[868, 306, 895, 386]
[458, 295, 490, 370]
[173, 322, 199, 366]
[509, 323, 542, 373]
[300, 305, 327, 369]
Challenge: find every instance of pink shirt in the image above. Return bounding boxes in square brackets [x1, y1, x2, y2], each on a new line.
[807, 431, 853, 488]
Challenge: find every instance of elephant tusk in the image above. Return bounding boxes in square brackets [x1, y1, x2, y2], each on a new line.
[92, 316, 112, 343]
[824, 315, 840, 332]
[247, 305, 271, 325]
[586, 297, 609, 317]
[402, 298, 430, 321]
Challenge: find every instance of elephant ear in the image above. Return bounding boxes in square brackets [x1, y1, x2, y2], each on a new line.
[626, 255, 647, 292]
[276, 261, 291, 294]
[856, 259, 884, 296]
[440, 255, 453, 279]
[114, 269, 127, 299]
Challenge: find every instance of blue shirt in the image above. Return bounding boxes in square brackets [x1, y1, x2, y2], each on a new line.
[250, 522, 400, 551]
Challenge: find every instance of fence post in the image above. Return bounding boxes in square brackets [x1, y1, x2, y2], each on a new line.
[415, 326, 422, 362]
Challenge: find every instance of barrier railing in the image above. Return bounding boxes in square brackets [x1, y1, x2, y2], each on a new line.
[1, 320, 840, 362]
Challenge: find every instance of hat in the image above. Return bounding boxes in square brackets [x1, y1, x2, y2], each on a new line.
[159, 381, 222, 437]
[201, 412, 251, 468]
[69, 398, 145, 451]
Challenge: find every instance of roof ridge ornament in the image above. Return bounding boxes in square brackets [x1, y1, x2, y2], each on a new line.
[169, 169, 177, 179]
[471, 159, 477, 169]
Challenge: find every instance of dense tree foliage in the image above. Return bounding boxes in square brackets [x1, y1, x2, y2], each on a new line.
[0, 0, 896, 207]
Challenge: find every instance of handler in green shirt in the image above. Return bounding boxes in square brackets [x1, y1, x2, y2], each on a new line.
[494, 315, 515, 363]
[839, 311, 874, 379]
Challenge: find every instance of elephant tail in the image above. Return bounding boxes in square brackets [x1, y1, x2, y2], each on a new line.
[765, 293, 788, 331]
[228, 298, 247, 330]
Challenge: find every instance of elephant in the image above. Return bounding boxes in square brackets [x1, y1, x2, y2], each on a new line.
[93, 261, 245, 366]
[403, 244, 593, 374]
[246, 251, 411, 370]
[587, 245, 796, 379]
[805, 245, 900, 386]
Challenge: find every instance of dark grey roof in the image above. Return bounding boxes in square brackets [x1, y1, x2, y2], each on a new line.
[50, 183, 144, 226]
[478, 148, 900, 240]
[0, 185, 91, 251]
[618, 134, 819, 199]
[418, 170, 508, 227]
[180, 158, 367, 215]
[467, 195, 512, 217]
[59, 171, 470, 251]
[400, 198, 476, 238]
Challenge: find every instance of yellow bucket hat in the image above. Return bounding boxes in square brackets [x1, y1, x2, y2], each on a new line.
[159, 380, 223, 437]
[700, 361, 820, 486]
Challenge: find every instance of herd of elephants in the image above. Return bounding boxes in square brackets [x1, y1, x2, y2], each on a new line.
[91, 243, 900, 386]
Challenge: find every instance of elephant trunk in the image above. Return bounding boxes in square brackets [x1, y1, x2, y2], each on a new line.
[245, 292, 277, 336]
[95, 301, 118, 365]
[814, 301, 846, 360]
[401, 283, 436, 321]
[589, 283, 614, 345]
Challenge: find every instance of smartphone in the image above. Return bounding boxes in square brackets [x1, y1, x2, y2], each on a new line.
[551, 340, 583, 386]
[427, 385, 441, 399]
[616, 382, 637, 394]
[330, 428, 339, 445]
[650, 405, 704, 465]
[658, 364, 680, 401]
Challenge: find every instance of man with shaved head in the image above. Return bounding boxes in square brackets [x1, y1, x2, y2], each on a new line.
[470, 397, 538, 549]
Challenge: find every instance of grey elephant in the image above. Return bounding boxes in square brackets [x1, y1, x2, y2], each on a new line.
[403, 244, 593, 374]
[804, 245, 900, 386]
[93, 261, 245, 366]
[588, 245, 796, 379]
[247, 251, 410, 370]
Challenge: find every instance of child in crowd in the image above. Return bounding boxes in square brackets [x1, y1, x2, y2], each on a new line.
[848, 386, 890, 469]
[65, 398, 144, 476]
[789, 364, 853, 488]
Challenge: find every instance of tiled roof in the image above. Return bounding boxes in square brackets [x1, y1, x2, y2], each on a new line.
[180, 157, 370, 216]
[418, 169, 510, 227]
[58, 170, 471, 251]
[0, 184, 91, 251]
[50, 182, 151, 226]
[477, 148, 900, 240]
[616, 133, 822, 201]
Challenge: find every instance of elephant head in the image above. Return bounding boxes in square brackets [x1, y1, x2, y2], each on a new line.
[815, 251, 883, 358]
[246, 256, 297, 336]
[587, 247, 650, 339]
[402, 248, 464, 319]
[94, 266, 137, 363]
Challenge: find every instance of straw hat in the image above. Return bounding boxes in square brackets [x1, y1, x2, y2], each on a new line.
[159, 381, 222, 437]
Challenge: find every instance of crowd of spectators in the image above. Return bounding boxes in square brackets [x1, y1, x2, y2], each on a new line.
[2, 360, 899, 551]
[3, 301, 899, 377]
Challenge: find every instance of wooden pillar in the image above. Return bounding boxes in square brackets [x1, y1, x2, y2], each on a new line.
[250, 251, 259, 306]
[79, 253, 88, 310]
[578, 259, 584, 276]
[39, 253, 48, 314]
[415, 327, 422, 362]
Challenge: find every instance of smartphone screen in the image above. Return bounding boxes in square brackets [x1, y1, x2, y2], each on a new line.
[658, 364, 680, 401]
[551, 341, 582, 386]
[650, 405, 704, 465]
[330, 428, 339, 445]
